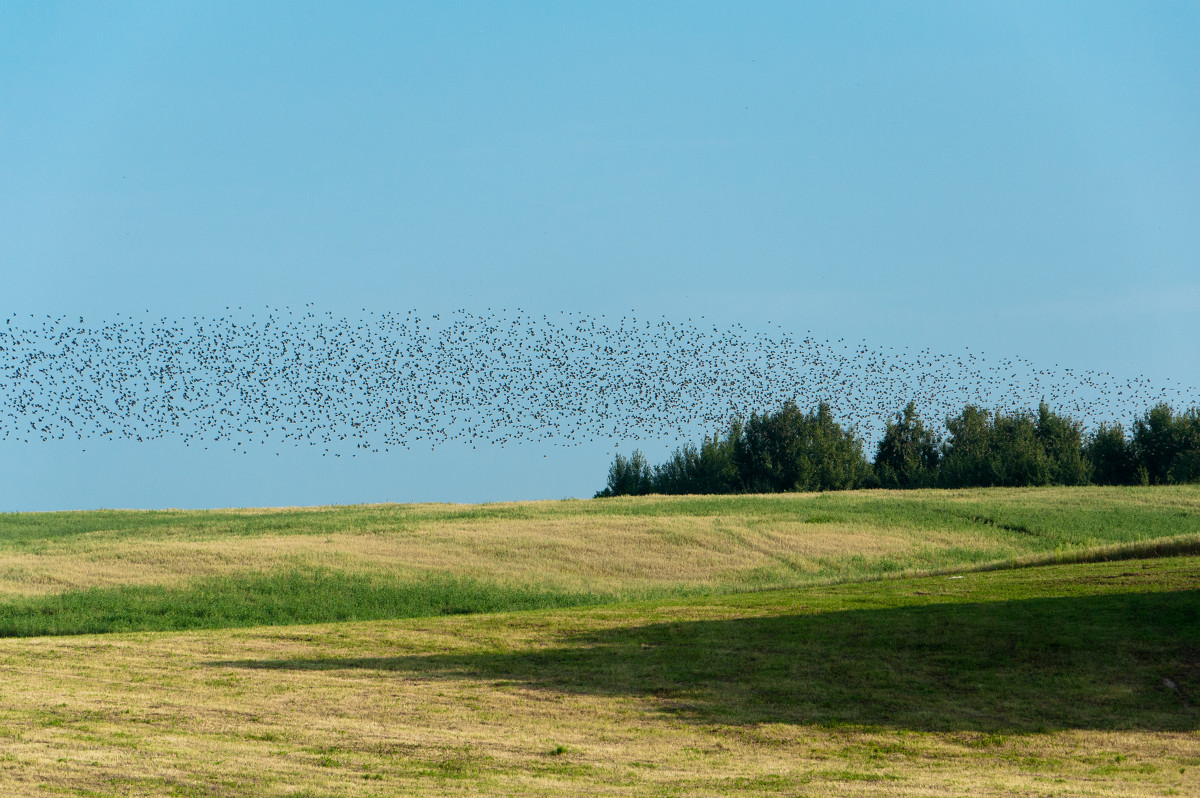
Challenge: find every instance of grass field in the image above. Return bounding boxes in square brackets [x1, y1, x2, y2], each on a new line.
[0, 486, 1197, 795]
[1, 486, 1198, 634]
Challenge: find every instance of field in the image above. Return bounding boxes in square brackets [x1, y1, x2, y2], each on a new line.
[0, 486, 1197, 795]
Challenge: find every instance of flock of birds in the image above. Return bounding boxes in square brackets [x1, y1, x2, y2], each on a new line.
[1, 306, 1194, 456]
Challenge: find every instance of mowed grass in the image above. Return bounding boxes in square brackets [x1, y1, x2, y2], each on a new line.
[0, 485, 1197, 635]
[0, 555, 1195, 797]
[0, 570, 611, 637]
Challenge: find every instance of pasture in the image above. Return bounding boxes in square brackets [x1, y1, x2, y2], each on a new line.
[0, 486, 1197, 795]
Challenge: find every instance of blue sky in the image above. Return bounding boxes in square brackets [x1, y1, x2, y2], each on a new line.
[2, 2, 1198, 510]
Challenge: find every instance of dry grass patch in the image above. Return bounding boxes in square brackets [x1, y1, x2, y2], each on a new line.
[0, 514, 959, 598]
[10, 485, 1200, 601]
[0, 556, 1196, 797]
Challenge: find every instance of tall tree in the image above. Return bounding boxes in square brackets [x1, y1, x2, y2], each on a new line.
[874, 401, 940, 489]
[1085, 422, 1137, 485]
[595, 450, 653, 497]
[1035, 401, 1091, 486]
[1132, 403, 1186, 484]
[734, 400, 872, 492]
[938, 405, 995, 488]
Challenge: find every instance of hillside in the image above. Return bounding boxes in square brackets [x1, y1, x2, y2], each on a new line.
[0, 487, 1196, 796]
[0, 486, 1197, 635]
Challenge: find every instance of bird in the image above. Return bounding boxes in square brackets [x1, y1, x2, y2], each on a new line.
[0, 305, 1193, 459]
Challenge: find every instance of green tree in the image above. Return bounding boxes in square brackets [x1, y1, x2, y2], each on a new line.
[941, 403, 1093, 488]
[989, 410, 1049, 486]
[1130, 404, 1200, 485]
[874, 401, 940, 489]
[595, 449, 653, 497]
[1035, 401, 1090, 486]
[940, 406, 1048, 488]
[734, 401, 871, 492]
[938, 405, 994, 488]
[651, 429, 743, 495]
[1170, 407, 1200, 483]
[1132, 403, 1189, 484]
[690, 428, 743, 494]
[1085, 422, 1137, 485]
[652, 443, 704, 494]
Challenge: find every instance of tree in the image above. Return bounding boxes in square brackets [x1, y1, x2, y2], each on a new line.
[874, 401, 940, 489]
[988, 409, 1049, 486]
[694, 429, 742, 493]
[1170, 407, 1200, 484]
[734, 400, 871, 492]
[651, 430, 742, 495]
[595, 449, 653, 497]
[1132, 403, 1187, 484]
[1131, 404, 1200, 485]
[1085, 422, 1137, 485]
[938, 405, 994, 488]
[1035, 401, 1090, 486]
[651, 443, 700, 495]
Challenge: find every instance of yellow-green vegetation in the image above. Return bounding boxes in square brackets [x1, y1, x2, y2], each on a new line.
[0, 486, 1198, 636]
[0, 556, 1196, 796]
[0, 486, 1197, 795]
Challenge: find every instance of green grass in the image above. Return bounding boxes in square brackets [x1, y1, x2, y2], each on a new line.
[0, 569, 613, 637]
[0, 485, 1197, 636]
[212, 556, 1200, 735]
[3, 485, 1198, 550]
[0, 504, 1197, 796]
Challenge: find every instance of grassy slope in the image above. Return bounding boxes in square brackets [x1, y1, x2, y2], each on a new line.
[0, 485, 1198, 634]
[0, 555, 1195, 797]
[0, 487, 1197, 796]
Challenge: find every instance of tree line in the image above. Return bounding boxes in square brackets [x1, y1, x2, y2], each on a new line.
[595, 400, 1200, 497]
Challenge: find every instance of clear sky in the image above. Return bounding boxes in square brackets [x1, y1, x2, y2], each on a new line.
[2, 1, 1198, 511]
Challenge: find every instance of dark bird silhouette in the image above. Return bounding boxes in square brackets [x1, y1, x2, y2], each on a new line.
[0, 307, 1193, 456]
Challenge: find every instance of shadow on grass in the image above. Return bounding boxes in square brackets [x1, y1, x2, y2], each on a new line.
[213, 589, 1200, 733]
